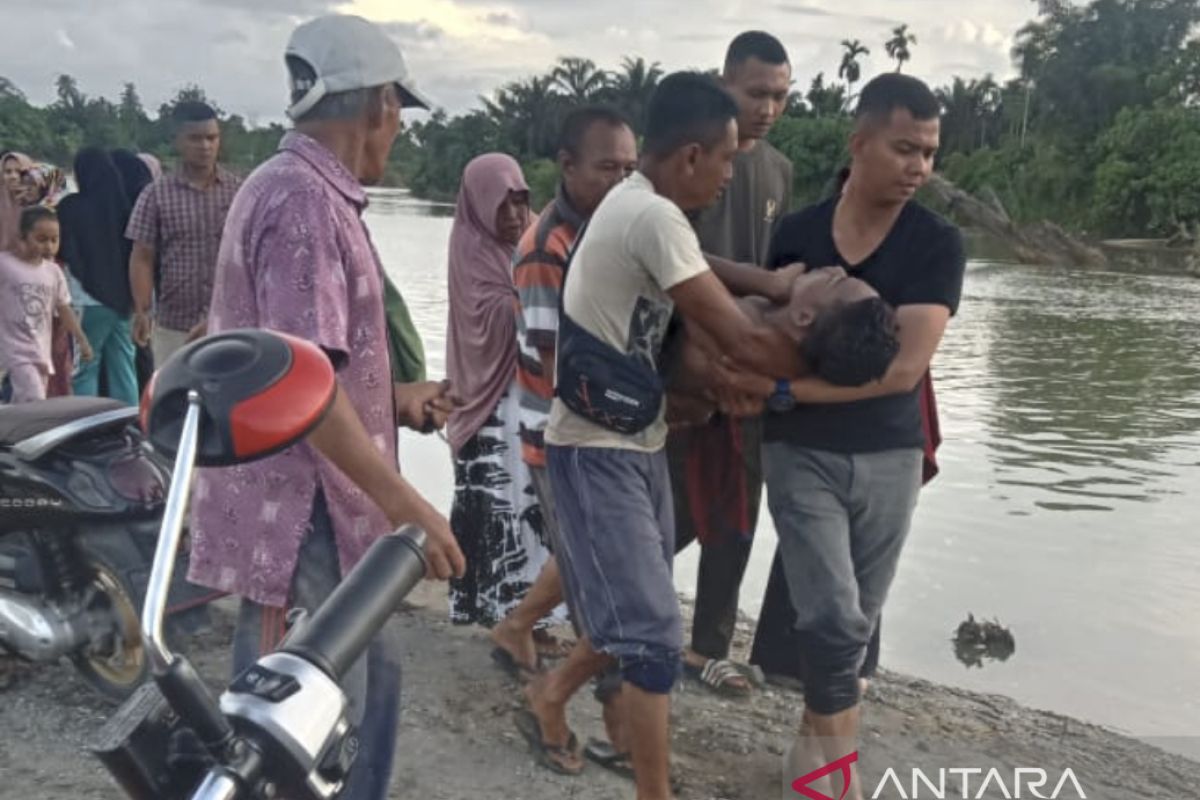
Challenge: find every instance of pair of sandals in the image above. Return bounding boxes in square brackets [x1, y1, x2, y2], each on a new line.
[515, 711, 683, 792]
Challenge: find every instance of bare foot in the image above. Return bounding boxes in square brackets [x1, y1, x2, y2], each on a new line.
[523, 675, 574, 751]
[491, 616, 538, 673]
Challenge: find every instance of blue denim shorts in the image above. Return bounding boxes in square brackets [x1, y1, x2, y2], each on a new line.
[546, 444, 683, 671]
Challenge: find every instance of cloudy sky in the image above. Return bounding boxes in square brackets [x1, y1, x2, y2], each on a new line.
[6, 0, 1036, 123]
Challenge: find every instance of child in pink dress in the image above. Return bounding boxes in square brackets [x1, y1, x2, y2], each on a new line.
[0, 207, 92, 403]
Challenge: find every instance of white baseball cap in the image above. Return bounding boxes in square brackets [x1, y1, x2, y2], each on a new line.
[285, 14, 433, 120]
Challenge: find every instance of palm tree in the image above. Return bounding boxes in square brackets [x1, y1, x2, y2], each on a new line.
[607, 56, 664, 129]
[55, 74, 86, 112]
[935, 76, 1004, 154]
[483, 75, 561, 158]
[885, 25, 917, 73]
[838, 39, 871, 109]
[551, 57, 611, 103]
[0, 77, 24, 101]
[806, 73, 848, 119]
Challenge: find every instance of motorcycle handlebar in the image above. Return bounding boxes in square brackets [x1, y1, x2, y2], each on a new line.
[190, 771, 240, 800]
[280, 526, 428, 682]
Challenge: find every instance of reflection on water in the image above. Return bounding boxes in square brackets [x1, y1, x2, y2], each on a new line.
[367, 189, 1200, 755]
[368, 189, 455, 218]
[975, 265, 1200, 511]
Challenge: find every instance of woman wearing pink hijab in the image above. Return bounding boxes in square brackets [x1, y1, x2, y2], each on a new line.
[445, 153, 554, 629]
[2, 151, 72, 398]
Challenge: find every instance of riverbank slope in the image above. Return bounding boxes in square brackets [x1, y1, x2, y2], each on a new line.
[0, 584, 1195, 799]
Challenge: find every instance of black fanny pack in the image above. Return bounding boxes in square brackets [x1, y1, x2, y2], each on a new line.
[555, 224, 664, 435]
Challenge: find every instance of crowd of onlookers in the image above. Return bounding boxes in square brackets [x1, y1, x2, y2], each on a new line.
[0, 102, 235, 405]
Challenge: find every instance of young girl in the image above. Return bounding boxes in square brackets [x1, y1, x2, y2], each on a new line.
[0, 206, 92, 403]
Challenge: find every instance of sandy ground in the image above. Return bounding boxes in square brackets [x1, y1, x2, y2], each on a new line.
[1, 584, 1197, 800]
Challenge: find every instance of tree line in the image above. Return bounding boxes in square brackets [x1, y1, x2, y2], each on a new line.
[3, 0, 1200, 240]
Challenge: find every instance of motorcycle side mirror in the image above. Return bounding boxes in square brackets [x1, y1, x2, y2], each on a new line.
[141, 329, 337, 466]
[140, 329, 336, 674]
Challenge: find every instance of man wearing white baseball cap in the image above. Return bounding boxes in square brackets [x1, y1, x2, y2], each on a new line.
[189, 15, 463, 800]
[284, 12, 433, 119]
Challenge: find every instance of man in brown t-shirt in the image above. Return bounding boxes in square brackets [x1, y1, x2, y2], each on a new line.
[670, 30, 795, 697]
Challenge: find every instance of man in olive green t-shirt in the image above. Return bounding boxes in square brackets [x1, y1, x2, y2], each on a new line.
[671, 30, 794, 697]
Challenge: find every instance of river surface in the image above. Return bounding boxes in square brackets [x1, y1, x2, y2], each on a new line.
[367, 189, 1200, 758]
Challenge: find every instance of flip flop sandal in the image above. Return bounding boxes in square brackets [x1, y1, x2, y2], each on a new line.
[490, 647, 540, 682]
[584, 738, 635, 780]
[514, 709, 585, 776]
[584, 738, 684, 793]
[684, 658, 753, 698]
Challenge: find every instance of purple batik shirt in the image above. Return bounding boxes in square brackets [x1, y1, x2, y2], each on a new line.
[188, 131, 396, 608]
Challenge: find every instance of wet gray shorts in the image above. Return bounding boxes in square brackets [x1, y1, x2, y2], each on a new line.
[545, 444, 683, 670]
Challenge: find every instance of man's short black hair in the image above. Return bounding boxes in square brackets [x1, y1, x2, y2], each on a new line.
[19, 205, 56, 237]
[644, 72, 738, 159]
[558, 105, 633, 159]
[854, 73, 939, 126]
[804, 297, 899, 386]
[724, 31, 790, 73]
[172, 100, 218, 127]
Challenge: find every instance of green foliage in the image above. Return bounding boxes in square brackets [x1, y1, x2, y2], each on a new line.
[1091, 106, 1200, 237]
[1013, 0, 1200, 138]
[523, 159, 559, 210]
[939, 144, 1093, 231]
[766, 116, 852, 208]
[396, 111, 502, 201]
[394, 54, 661, 202]
[0, 76, 283, 174]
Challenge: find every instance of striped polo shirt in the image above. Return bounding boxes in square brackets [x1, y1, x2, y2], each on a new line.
[514, 185, 585, 467]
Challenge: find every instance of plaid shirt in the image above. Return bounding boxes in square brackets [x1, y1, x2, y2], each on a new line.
[125, 166, 240, 331]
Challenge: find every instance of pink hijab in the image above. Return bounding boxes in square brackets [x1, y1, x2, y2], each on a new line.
[445, 153, 530, 454]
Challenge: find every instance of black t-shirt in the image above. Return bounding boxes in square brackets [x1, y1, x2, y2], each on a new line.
[765, 197, 966, 452]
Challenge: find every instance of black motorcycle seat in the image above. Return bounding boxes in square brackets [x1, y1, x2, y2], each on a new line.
[0, 396, 130, 447]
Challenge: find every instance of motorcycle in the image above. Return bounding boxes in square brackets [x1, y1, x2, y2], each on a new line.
[0, 395, 215, 699]
[91, 328, 430, 800]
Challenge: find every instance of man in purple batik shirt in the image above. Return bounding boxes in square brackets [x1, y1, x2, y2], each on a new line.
[187, 15, 464, 800]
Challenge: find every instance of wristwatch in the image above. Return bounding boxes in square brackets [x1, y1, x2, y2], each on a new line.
[767, 378, 796, 413]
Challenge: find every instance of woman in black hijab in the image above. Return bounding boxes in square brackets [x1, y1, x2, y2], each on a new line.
[57, 147, 138, 404]
[110, 149, 157, 393]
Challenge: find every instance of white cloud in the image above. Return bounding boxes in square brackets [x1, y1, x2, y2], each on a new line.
[1, 0, 1038, 121]
[940, 19, 1012, 53]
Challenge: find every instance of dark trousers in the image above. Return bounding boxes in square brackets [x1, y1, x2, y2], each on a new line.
[750, 550, 881, 680]
[759, 443, 920, 713]
[667, 416, 763, 661]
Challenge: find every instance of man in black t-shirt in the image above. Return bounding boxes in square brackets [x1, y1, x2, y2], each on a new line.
[762, 74, 965, 799]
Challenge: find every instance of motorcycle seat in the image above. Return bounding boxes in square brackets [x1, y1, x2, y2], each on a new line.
[0, 396, 132, 448]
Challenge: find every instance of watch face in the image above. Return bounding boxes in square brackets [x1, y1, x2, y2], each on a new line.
[767, 392, 796, 413]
